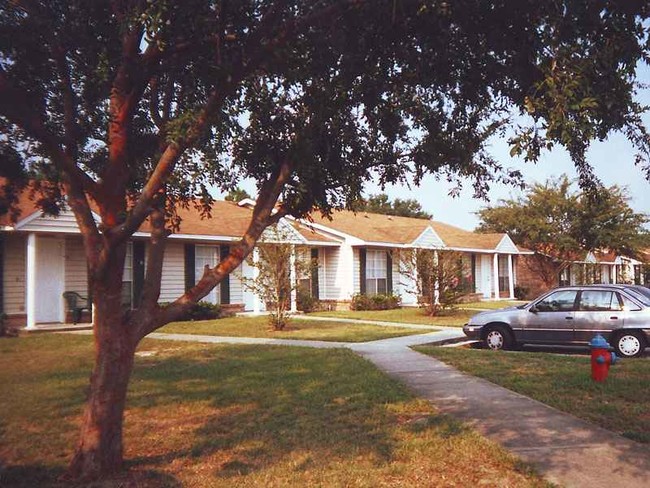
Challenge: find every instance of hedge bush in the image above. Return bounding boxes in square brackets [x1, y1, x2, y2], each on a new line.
[350, 293, 400, 311]
[187, 301, 222, 320]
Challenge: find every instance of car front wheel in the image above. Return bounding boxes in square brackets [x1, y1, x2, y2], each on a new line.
[614, 331, 646, 358]
[484, 325, 513, 351]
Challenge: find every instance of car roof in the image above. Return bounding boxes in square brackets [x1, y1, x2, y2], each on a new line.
[553, 284, 630, 291]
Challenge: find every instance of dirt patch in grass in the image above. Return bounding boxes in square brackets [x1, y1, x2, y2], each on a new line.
[0, 334, 550, 487]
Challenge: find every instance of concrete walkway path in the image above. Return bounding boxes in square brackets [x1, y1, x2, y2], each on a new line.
[291, 314, 440, 330]
[353, 340, 650, 488]
[67, 327, 650, 487]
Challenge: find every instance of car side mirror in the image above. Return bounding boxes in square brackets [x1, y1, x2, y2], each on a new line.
[529, 306, 538, 314]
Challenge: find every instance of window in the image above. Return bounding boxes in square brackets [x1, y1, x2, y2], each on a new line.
[498, 255, 509, 292]
[634, 265, 641, 285]
[559, 268, 571, 287]
[296, 248, 313, 296]
[195, 245, 220, 304]
[535, 290, 578, 312]
[620, 294, 642, 311]
[122, 242, 133, 308]
[366, 250, 387, 295]
[579, 290, 621, 311]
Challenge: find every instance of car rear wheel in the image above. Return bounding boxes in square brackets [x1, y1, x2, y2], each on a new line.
[484, 325, 513, 351]
[614, 331, 646, 358]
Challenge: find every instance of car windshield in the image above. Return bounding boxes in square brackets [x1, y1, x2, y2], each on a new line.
[624, 288, 650, 306]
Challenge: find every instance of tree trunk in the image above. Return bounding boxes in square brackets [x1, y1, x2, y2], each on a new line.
[64, 278, 138, 480]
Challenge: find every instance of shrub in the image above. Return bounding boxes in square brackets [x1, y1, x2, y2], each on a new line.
[514, 285, 530, 300]
[350, 293, 400, 311]
[297, 290, 320, 313]
[187, 301, 222, 321]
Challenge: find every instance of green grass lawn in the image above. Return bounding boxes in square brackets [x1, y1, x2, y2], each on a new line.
[415, 346, 650, 444]
[460, 300, 527, 310]
[0, 334, 550, 487]
[309, 307, 475, 327]
[158, 315, 427, 342]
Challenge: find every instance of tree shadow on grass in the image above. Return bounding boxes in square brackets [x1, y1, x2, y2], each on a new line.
[125, 344, 450, 478]
[0, 464, 182, 488]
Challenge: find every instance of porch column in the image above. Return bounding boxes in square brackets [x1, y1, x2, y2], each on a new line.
[612, 265, 617, 284]
[507, 254, 515, 299]
[289, 245, 297, 313]
[493, 253, 500, 299]
[433, 250, 440, 305]
[26, 233, 37, 329]
[252, 247, 261, 314]
[412, 254, 419, 303]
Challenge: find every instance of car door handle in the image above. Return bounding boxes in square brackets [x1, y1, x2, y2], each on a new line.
[565, 316, 573, 320]
[610, 316, 618, 320]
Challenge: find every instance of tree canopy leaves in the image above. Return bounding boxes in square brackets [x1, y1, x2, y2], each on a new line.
[477, 176, 649, 260]
[355, 193, 432, 219]
[2, 1, 650, 229]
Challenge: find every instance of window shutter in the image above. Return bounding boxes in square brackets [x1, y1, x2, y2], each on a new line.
[219, 245, 230, 304]
[132, 241, 145, 307]
[184, 243, 195, 291]
[359, 248, 366, 295]
[386, 251, 393, 294]
[310, 248, 319, 298]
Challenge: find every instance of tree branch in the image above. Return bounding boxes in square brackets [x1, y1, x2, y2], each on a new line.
[133, 200, 168, 337]
[0, 70, 99, 195]
[52, 45, 80, 160]
[145, 160, 293, 334]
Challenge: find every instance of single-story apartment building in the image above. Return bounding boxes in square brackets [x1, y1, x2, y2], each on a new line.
[1, 195, 534, 329]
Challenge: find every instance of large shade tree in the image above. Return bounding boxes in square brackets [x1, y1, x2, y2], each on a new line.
[1, 0, 650, 480]
[477, 176, 650, 287]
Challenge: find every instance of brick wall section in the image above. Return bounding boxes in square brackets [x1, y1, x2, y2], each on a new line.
[515, 255, 558, 299]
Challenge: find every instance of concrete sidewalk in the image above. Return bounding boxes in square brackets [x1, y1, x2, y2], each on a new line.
[66, 327, 650, 487]
[353, 340, 650, 488]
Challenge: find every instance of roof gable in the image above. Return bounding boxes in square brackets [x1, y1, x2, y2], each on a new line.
[15, 208, 100, 234]
[260, 220, 306, 244]
[410, 226, 445, 248]
[496, 235, 519, 253]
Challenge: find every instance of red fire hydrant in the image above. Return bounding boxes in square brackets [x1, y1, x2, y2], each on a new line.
[590, 335, 618, 382]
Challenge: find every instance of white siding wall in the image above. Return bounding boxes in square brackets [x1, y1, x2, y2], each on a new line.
[159, 242, 185, 303]
[3, 233, 26, 314]
[241, 259, 265, 311]
[394, 250, 418, 305]
[317, 248, 326, 300]
[64, 237, 88, 296]
[390, 249, 399, 295]
[229, 264, 244, 304]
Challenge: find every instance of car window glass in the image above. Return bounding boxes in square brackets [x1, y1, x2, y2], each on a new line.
[535, 290, 578, 312]
[620, 294, 642, 311]
[625, 288, 650, 306]
[579, 290, 621, 311]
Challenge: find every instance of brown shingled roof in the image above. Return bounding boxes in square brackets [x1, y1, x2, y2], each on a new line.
[305, 210, 511, 251]
[1, 184, 336, 244]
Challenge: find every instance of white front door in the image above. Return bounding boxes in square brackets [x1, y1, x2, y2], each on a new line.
[480, 255, 492, 298]
[35, 237, 64, 323]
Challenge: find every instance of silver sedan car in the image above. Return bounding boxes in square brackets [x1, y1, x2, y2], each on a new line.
[463, 284, 650, 357]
